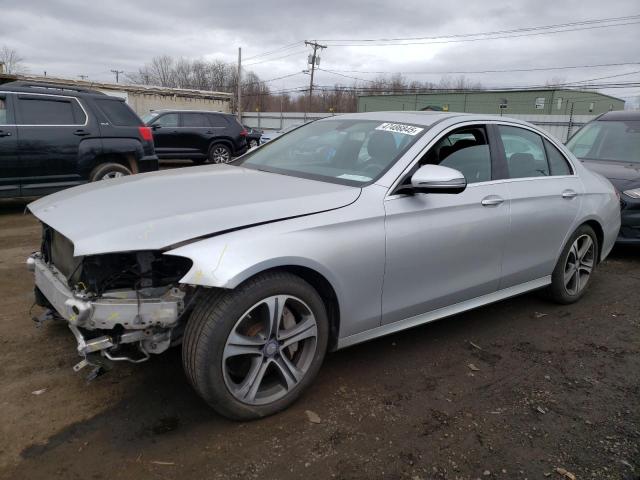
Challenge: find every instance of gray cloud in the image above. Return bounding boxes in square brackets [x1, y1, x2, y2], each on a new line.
[1, 0, 638, 101]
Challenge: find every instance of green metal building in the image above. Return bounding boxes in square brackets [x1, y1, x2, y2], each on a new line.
[357, 89, 624, 116]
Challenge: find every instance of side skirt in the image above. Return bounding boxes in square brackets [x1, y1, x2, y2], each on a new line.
[337, 276, 551, 349]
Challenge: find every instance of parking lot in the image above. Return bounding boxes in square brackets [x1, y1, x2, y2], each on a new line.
[0, 188, 638, 480]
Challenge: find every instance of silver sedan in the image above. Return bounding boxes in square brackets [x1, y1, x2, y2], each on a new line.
[28, 112, 620, 419]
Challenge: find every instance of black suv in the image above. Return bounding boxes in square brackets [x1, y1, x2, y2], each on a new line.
[143, 109, 248, 164]
[0, 81, 158, 198]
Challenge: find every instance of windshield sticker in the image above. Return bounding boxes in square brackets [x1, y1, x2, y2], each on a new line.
[375, 123, 424, 136]
[337, 174, 372, 182]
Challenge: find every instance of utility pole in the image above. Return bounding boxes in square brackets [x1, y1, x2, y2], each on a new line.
[237, 47, 242, 123]
[110, 69, 124, 83]
[305, 41, 326, 114]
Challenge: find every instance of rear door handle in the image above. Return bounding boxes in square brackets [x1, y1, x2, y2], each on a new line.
[562, 190, 578, 199]
[0, 131, 11, 137]
[73, 129, 90, 136]
[481, 195, 504, 207]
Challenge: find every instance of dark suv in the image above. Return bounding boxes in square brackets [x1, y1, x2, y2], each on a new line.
[143, 110, 248, 164]
[0, 81, 158, 198]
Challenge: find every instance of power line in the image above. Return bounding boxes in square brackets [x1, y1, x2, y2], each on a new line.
[244, 50, 308, 66]
[315, 14, 640, 44]
[242, 41, 303, 61]
[321, 61, 640, 76]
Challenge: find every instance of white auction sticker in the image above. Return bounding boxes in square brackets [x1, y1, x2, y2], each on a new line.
[375, 123, 424, 136]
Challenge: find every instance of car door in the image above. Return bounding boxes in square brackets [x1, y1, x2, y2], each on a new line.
[15, 93, 93, 196]
[496, 124, 583, 288]
[179, 112, 212, 156]
[382, 124, 510, 325]
[150, 112, 180, 155]
[0, 93, 19, 198]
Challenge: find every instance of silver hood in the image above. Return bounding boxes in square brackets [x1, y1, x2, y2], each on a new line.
[28, 165, 360, 256]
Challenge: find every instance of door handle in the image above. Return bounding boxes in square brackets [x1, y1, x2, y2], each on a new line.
[73, 129, 90, 136]
[0, 131, 11, 137]
[562, 190, 578, 199]
[205, 130, 214, 134]
[481, 196, 504, 207]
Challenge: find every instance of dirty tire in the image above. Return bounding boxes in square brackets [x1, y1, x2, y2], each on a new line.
[89, 162, 132, 181]
[182, 271, 329, 420]
[548, 224, 598, 304]
[208, 143, 232, 164]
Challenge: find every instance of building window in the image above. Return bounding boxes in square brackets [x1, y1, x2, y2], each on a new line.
[556, 98, 563, 110]
[535, 97, 545, 110]
[589, 102, 594, 113]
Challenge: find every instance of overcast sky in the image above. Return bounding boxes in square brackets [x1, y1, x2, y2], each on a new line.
[1, 0, 639, 104]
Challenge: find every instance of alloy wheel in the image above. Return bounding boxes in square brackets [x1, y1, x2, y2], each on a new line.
[101, 171, 125, 180]
[222, 295, 318, 405]
[564, 234, 595, 295]
[249, 139, 258, 148]
[212, 146, 231, 163]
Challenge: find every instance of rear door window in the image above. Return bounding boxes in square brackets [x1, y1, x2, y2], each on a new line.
[94, 98, 140, 126]
[16, 96, 81, 125]
[498, 125, 550, 178]
[181, 113, 209, 127]
[543, 139, 573, 176]
[208, 114, 228, 128]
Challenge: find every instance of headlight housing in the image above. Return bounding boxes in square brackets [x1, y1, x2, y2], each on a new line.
[623, 188, 640, 199]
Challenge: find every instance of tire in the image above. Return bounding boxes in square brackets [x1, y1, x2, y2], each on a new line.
[548, 224, 598, 304]
[89, 162, 132, 182]
[208, 143, 232, 164]
[248, 139, 258, 148]
[182, 271, 329, 420]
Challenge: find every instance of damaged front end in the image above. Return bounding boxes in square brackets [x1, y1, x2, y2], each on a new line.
[28, 225, 195, 380]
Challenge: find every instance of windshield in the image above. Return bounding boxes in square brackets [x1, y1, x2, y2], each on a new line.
[237, 119, 426, 185]
[141, 112, 159, 124]
[567, 120, 640, 163]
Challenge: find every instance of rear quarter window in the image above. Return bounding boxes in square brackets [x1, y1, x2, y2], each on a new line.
[208, 114, 229, 128]
[94, 99, 142, 126]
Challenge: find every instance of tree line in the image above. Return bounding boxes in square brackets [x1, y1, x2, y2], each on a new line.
[127, 56, 485, 113]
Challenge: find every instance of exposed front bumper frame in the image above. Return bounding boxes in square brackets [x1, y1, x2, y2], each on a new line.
[30, 253, 185, 330]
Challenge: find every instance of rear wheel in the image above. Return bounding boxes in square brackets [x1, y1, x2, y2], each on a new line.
[248, 139, 258, 148]
[548, 224, 598, 304]
[182, 272, 329, 420]
[89, 162, 132, 181]
[208, 143, 232, 164]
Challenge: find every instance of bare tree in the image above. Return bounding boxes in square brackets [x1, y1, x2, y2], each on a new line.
[0, 46, 26, 74]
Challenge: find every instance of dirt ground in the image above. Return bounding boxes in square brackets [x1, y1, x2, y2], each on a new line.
[0, 192, 638, 480]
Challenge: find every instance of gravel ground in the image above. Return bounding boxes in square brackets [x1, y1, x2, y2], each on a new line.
[0, 195, 638, 480]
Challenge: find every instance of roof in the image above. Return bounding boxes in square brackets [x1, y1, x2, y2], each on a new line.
[358, 88, 625, 103]
[0, 73, 232, 100]
[149, 109, 229, 114]
[597, 110, 640, 121]
[318, 111, 469, 127]
[0, 80, 109, 97]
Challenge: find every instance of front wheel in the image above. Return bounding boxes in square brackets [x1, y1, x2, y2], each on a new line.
[208, 143, 232, 164]
[548, 224, 598, 304]
[248, 139, 258, 148]
[182, 272, 329, 420]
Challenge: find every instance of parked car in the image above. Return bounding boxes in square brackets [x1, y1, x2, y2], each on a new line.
[259, 122, 309, 144]
[27, 112, 619, 420]
[243, 125, 262, 148]
[0, 81, 158, 198]
[566, 110, 640, 244]
[143, 110, 248, 164]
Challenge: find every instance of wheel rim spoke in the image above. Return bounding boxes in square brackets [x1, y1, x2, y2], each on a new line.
[279, 315, 317, 348]
[263, 295, 288, 338]
[273, 355, 302, 389]
[223, 331, 265, 360]
[243, 359, 270, 402]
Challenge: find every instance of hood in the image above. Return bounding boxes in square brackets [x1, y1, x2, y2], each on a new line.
[28, 165, 360, 256]
[580, 159, 640, 190]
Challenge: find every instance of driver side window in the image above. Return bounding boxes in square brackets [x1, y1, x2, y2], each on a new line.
[420, 126, 492, 184]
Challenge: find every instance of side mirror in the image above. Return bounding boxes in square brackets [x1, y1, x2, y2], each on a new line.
[409, 164, 467, 194]
[151, 124, 161, 130]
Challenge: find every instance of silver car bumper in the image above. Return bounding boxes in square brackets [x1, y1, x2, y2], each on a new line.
[30, 253, 185, 330]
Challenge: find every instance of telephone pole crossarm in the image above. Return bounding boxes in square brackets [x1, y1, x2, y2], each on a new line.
[304, 41, 327, 113]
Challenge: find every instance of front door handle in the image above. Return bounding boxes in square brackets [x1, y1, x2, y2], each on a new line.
[0, 131, 11, 137]
[562, 189, 578, 199]
[73, 129, 90, 136]
[481, 195, 504, 207]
